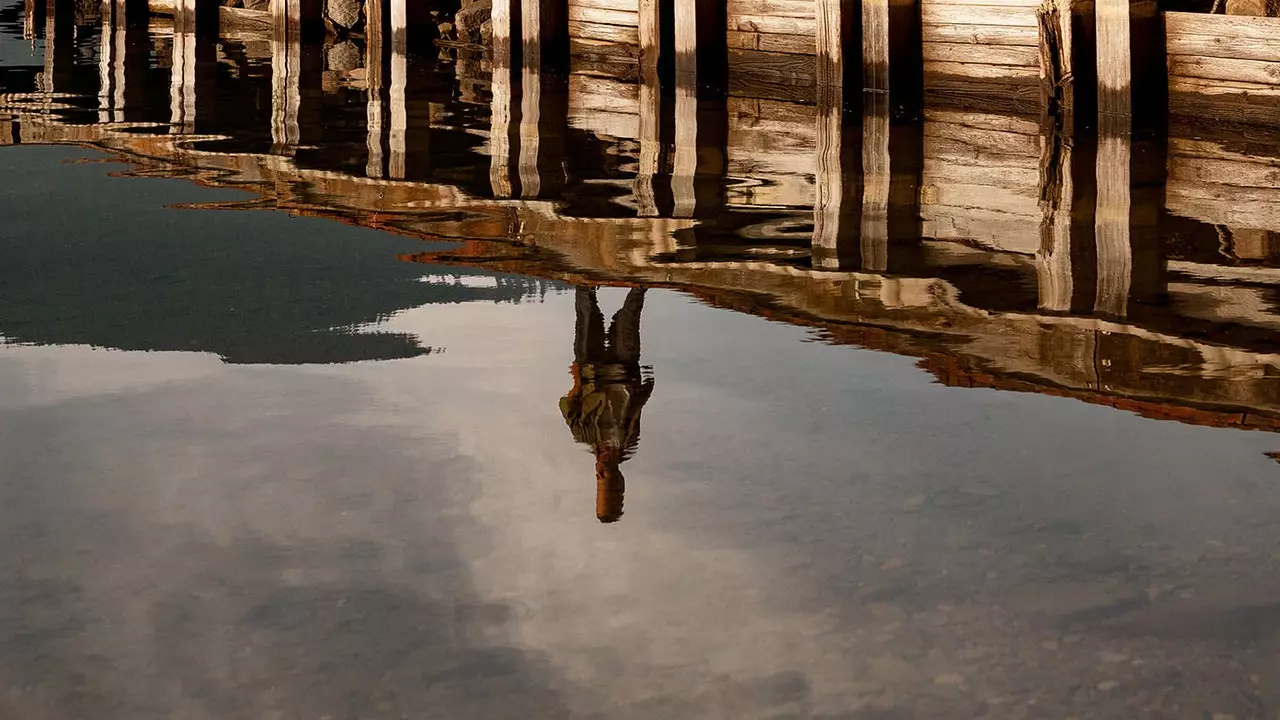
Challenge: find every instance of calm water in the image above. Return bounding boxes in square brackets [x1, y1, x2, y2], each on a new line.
[5, 4, 1280, 718]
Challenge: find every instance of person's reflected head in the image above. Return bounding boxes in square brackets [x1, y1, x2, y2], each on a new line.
[595, 445, 625, 523]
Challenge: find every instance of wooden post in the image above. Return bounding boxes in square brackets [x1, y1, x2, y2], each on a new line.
[366, 0, 388, 177]
[634, 65, 662, 217]
[491, 0, 516, 68]
[42, 0, 74, 95]
[24, 0, 39, 41]
[670, 78, 726, 220]
[522, 0, 569, 71]
[271, 0, 322, 152]
[673, 0, 726, 92]
[1093, 112, 1130, 317]
[515, 69, 568, 199]
[671, 76, 697, 217]
[639, 0, 660, 67]
[489, 62, 514, 198]
[389, 0, 408, 179]
[861, 90, 890, 271]
[271, 0, 302, 150]
[97, 0, 120, 122]
[171, 0, 216, 134]
[813, 99, 861, 269]
[1094, 0, 1160, 122]
[863, 0, 919, 107]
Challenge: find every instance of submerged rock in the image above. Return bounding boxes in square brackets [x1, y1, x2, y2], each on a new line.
[455, 0, 490, 44]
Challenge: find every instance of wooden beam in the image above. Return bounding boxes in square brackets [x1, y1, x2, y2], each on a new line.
[523, 0, 570, 70]
[1095, 0, 1161, 121]
[634, 65, 662, 216]
[674, 0, 726, 91]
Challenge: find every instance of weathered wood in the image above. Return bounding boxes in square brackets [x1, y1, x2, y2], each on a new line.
[727, 30, 814, 53]
[923, 42, 1039, 66]
[923, 60, 1041, 80]
[728, 47, 817, 83]
[922, 4, 1039, 27]
[489, 59, 513, 197]
[525, 0, 569, 69]
[864, 0, 888, 91]
[634, 65, 661, 215]
[568, 19, 639, 44]
[922, 22, 1040, 45]
[1095, 121, 1131, 316]
[638, 0, 658, 65]
[1169, 55, 1280, 86]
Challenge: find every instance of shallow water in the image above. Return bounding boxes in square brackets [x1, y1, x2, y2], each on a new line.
[5, 4, 1280, 718]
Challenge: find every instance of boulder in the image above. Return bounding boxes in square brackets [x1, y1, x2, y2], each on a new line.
[455, 0, 491, 44]
[325, 0, 361, 30]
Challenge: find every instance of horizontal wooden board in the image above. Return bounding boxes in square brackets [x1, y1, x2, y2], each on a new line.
[567, 5, 638, 26]
[729, 96, 817, 124]
[568, 19, 640, 44]
[728, 13, 816, 35]
[1166, 10, 1280, 42]
[568, 0, 640, 11]
[1169, 55, 1280, 86]
[923, 60, 1040, 81]
[569, 109, 641, 139]
[922, 41, 1039, 66]
[1169, 156, 1280, 189]
[727, 48, 818, 83]
[726, 30, 813, 54]
[569, 37, 641, 61]
[725, 0, 815, 19]
[921, 4, 1038, 28]
[1167, 31, 1280, 63]
[922, 22, 1039, 46]
[923, 108, 1041, 134]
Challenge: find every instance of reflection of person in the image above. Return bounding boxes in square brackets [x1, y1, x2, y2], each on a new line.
[559, 286, 654, 523]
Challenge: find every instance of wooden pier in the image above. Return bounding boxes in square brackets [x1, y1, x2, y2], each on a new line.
[8, 0, 1280, 433]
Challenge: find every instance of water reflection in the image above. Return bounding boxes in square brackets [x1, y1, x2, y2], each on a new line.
[9, 0, 1280, 717]
[560, 286, 652, 523]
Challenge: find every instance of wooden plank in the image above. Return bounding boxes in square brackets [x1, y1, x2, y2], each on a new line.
[1168, 74, 1280, 99]
[726, 0, 814, 18]
[921, 4, 1038, 28]
[726, 30, 813, 53]
[569, 0, 639, 11]
[923, 60, 1040, 80]
[1167, 31, 1280, 63]
[569, 108, 641, 138]
[568, 19, 639, 43]
[1168, 156, 1280, 189]
[1169, 55, 1280, 87]
[567, 6, 638, 26]
[923, 108, 1041, 133]
[926, 0, 1040, 6]
[728, 13, 816, 35]
[923, 42, 1038, 66]
[1166, 10, 1280, 42]
[922, 22, 1039, 45]
[570, 37, 641, 60]
[727, 47, 817, 83]
[569, 73, 641, 101]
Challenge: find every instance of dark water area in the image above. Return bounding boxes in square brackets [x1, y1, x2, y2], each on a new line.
[5, 3, 1280, 718]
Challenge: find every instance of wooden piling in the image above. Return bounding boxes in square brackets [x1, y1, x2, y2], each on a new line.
[1094, 0, 1161, 121]
[523, 0, 569, 70]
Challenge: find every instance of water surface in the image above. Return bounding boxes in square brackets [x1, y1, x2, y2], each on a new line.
[4, 6, 1280, 718]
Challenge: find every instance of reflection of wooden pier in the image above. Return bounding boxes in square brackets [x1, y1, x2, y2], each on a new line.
[7, 0, 1280, 433]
